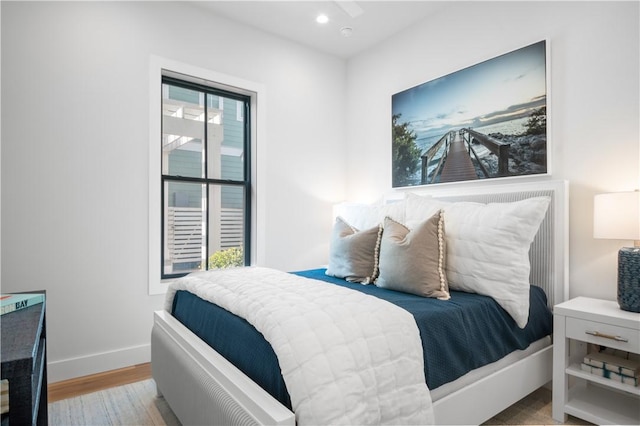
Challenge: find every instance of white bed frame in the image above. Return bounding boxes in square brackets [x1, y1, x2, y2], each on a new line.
[152, 179, 569, 425]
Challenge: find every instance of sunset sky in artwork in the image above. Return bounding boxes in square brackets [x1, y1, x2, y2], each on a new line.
[392, 41, 547, 137]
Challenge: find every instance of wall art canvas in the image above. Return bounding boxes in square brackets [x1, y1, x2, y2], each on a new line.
[391, 40, 548, 188]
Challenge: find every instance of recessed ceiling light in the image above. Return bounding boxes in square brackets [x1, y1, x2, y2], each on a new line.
[316, 14, 329, 24]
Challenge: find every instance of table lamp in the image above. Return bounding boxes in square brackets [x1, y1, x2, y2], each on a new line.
[593, 191, 640, 312]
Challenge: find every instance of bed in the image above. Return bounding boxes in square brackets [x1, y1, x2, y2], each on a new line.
[151, 179, 568, 425]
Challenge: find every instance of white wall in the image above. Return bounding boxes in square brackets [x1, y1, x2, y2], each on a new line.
[1, 1, 347, 381]
[345, 1, 639, 301]
[2, 0, 638, 383]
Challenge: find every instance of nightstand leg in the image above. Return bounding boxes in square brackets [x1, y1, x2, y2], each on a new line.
[552, 315, 569, 422]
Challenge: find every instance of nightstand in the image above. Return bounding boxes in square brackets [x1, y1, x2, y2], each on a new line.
[552, 297, 640, 425]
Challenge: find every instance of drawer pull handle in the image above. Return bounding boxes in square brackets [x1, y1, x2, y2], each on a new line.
[585, 330, 628, 342]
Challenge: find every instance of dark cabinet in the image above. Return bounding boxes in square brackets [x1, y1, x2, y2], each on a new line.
[1, 293, 47, 425]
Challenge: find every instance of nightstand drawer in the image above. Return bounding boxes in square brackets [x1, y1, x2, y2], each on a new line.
[566, 316, 639, 352]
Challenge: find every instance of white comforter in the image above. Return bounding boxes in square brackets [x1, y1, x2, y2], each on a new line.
[166, 267, 433, 425]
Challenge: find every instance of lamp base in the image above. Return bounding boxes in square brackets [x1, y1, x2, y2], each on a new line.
[618, 247, 640, 312]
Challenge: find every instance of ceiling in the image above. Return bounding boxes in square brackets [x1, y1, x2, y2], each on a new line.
[191, 1, 449, 58]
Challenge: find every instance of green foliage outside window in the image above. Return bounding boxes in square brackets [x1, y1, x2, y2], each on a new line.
[208, 247, 244, 269]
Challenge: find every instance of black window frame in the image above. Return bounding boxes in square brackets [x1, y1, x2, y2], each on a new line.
[161, 75, 251, 280]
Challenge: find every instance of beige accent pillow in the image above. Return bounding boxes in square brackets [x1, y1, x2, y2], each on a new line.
[376, 213, 450, 300]
[325, 217, 382, 284]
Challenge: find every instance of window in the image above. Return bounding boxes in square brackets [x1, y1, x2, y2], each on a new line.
[149, 57, 264, 295]
[161, 76, 251, 279]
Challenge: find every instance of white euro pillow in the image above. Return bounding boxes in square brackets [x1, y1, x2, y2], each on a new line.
[333, 200, 405, 230]
[405, 193, 551, 328]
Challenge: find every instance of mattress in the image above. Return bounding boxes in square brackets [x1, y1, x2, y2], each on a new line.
[170, 268, 553, 409]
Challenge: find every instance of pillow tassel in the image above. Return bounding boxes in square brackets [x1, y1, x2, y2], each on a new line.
[365, 223, 384, 285]
[436, 210, 451, 301]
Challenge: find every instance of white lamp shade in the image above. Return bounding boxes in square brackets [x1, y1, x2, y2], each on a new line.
[593, 191, 640, 241]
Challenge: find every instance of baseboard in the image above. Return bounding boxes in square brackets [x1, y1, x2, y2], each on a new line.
[48, 344, 150, 383]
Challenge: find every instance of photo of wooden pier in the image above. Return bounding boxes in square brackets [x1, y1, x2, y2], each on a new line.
[421, 128, 512, 184]
[391, 40, 548, 187]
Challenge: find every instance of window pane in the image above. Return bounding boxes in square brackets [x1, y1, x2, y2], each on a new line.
[159, 76, 251, 280]
[207, 94, 245, 181]
[162, 84, 205, 178]
[207, 184, 245, 269]
[163, 181, 206, 275]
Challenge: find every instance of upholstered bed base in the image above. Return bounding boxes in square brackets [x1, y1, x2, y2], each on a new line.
[152, 310, 295, 426]
[152, 308, 552, 425]
[431, 343, 552, 424]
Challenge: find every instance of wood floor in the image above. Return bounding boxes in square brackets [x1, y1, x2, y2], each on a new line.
[48, 363, 152, 402]
[48, 363, 591, 425]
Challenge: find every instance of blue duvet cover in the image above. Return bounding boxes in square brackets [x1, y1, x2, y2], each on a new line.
[170, 268, 552, 410]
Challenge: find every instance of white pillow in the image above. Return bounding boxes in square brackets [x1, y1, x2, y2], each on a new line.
[405, 193, 551, 328]
[333, 200, 405, 230]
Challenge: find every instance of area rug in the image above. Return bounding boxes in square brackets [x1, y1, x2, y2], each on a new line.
[48, 378, 179, 426]
[484, 387, 590, 425]
[49, 379, 590, 425]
